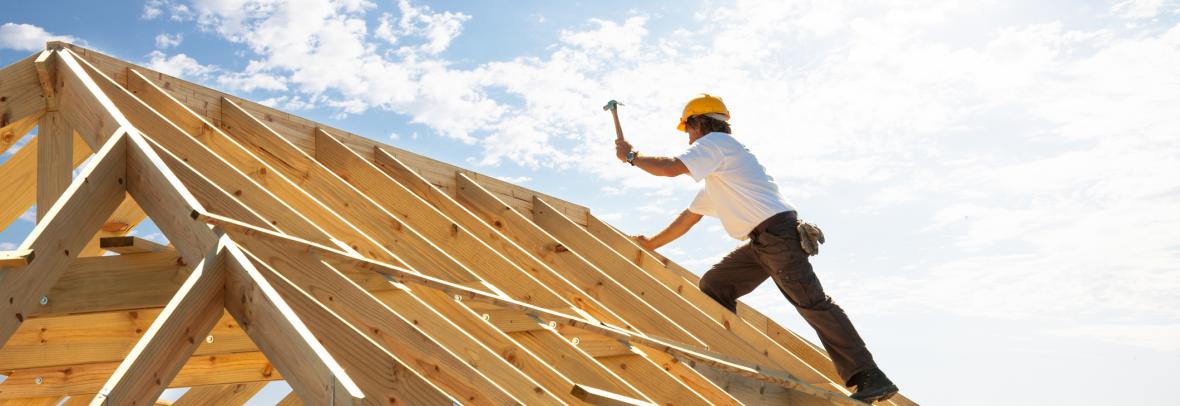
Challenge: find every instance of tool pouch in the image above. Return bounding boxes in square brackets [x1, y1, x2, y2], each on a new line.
[796, 221, 826, 256]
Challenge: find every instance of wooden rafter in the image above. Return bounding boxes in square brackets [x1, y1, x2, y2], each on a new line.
[221, 242, 366, 404]
[0, 43, 915, 405]
[200, 212, 866, 406]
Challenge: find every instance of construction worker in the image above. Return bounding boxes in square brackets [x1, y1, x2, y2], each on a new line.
[614, 94, 898, 403]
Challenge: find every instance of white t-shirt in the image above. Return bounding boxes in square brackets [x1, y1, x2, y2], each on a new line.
[677, 132, 795, 240]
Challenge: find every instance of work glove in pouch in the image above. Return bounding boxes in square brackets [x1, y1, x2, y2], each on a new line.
[796, 221, 825, 256]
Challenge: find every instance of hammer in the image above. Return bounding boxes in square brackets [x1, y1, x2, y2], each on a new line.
[603, 100, 625, 141]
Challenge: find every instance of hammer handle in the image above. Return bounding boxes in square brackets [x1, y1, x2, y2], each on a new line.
[610, 108, 624, 141]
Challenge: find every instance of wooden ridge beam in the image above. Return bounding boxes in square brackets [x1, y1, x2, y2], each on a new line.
[0, 131, 126, 348]
[0, 351, 281, 398]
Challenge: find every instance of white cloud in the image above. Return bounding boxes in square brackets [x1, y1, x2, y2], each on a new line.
[0, 23, 76, 51]
[145, 50, 217, 79]
[155, 32, 184, 49]
[17, 207, 35, 224]
[394, 0, 470, 54]
[143, 0, 194, 21]
[0, 242, 15, 250]
[493, 175, 532, 184]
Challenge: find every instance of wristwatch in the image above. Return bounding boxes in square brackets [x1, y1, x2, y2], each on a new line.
[626, 150, 639, 166]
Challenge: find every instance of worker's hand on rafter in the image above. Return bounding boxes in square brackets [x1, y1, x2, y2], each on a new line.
[634, 235, 658, 251]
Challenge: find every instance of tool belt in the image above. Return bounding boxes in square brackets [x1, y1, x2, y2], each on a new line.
[797, 221, 825, 256]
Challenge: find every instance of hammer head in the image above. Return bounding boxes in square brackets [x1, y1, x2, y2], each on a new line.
[602, 99, 623, 112]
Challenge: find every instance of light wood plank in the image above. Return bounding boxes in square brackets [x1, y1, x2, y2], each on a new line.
[220, 98, 473, 283]
[170, 382, 265, 406]
[36, 111, 72, 220]
[225, 243, 441, 404]
[29, 251, 185, 318]
[0, 113, 41, 156]
[99, 236, 170, 254]
[202, 213, 863, 405]
[274, 392, 300, 406]
[0, 308, 253, 371]
[0, 53, 47, 142]
[0, 131, 126, 348]
[55, 50, 127, 150]
[570, 384, 655, 406]
[530, 197, 799, 370]
[453, 173, 705, 346]
[585, 213, 852, 389]
[91, 244, 225, 405]
[239, 234, 544, 404]
[0, 397, 64, 406]
[33, 50, 55, 103]
[315, 129, 573, 310]
[0, 351, 281, 398]
[0, 132, 91, 232]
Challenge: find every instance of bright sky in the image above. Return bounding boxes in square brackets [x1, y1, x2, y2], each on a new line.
[2, 1, 1178, 404]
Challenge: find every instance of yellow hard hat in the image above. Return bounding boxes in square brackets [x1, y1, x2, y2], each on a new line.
[677, 94, 730, 132]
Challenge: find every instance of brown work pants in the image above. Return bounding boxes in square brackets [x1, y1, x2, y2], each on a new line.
[698, 211, 877, 386]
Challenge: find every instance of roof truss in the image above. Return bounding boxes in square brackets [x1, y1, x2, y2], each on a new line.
[0, 43, 917, 405]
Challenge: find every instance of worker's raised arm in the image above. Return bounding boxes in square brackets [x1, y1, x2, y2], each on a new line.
[635, 209, 703, 251]
[615, 139, 690, 177]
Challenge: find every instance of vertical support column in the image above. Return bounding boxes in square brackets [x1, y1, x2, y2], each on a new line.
[36, 112, 71, 221]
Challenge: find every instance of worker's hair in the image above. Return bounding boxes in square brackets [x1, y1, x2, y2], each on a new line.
[687, 114, 731, 134]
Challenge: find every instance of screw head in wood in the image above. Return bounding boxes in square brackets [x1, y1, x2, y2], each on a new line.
[39, 295, 48, 306]
[34, 376, 42, 384]
[571, 337, 581, 345]
[481, 313, 490, 321]
[205, 335, 214, 344]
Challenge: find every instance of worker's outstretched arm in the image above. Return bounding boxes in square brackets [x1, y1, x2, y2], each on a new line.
[615, 139, 690, 177]
[636, 209, 703, 251]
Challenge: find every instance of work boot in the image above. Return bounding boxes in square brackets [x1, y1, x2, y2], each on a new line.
[848, 367, 898, 403]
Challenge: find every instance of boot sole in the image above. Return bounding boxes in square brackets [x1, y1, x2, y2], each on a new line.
[851, 385, 899, 403]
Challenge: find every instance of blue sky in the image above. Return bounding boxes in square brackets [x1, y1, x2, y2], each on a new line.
[2, 1, 1179, 404]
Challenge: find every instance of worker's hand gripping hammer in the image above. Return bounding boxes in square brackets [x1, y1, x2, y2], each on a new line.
[603, 100, 625, 141]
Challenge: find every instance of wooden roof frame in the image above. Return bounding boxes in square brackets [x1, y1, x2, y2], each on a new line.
[0, 42, 917, 405]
